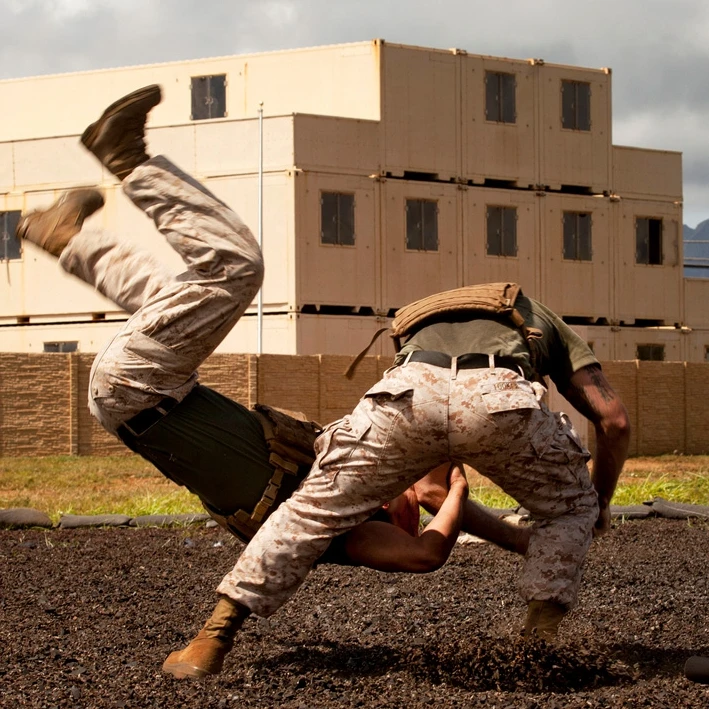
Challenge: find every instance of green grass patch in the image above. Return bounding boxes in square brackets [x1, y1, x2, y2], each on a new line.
[1, 455, 708, 523]
[611, 473, 709, 506]
[0, 455, 203, 524]
[469, 485, 518, 510]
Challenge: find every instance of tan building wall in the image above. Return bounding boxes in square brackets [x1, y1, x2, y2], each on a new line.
[0, 39, 697, 364]
[380, 180, 461, 307]
[539, 194, 612, 318]
[684, 278, 709, 331]
[537, 63, 612, 193]
[2, 353, 709, 458]
[0, 42, 384, 142]
[613, 198, 683, 325]
[461, 55, 536, 187]
[612, 146, 682, 201]
[463, 188, 540, 295]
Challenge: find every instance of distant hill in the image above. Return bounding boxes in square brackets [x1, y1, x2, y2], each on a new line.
[685, 218, 709, 241]
[684, 219, 709, 277]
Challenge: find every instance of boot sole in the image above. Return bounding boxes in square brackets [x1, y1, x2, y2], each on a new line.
[162, 658, 213, 680]
[80, 85, 162, 150]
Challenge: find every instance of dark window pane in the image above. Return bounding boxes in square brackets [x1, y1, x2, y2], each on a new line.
[578, 213, 592, 261]
[563, 212, 592, 261]
[320, 192, 354, 246]
[501, 73, 516, 124]
[501, 207, 517, 256]
[406, 199, 437, 251]
[561, 80, 575, 129]
[1, 211, 22, 260]
[577, 82, 591, 131]
[485, 72, 499, 121]
[636, 218, 649, 264]
[563, 212, 576, 260]
[485, 72, 516, 124]
[637, 344, 664, 361]
[339, 193, 355, 246]
[487, 207, 502, 255]
[406, 199, 422, 250]
[43, 341, 78, 353]
[209, 75, 226, 119]
[191, 75, 226, 120]
[191, 76, 209, 120]
[562, 80, 591, 131]
[321, 192, 339, 245]
[648, 218, 663, 265]
[422, 201, 438, 251]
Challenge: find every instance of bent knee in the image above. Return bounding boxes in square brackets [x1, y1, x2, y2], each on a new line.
[249, 251, 265, 292]
[225, 248, 264, 302]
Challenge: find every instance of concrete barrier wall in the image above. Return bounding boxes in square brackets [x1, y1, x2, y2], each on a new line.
[1, 353, 708, 457]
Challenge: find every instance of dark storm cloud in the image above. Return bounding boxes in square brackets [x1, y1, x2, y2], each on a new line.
[2, 0, 709, 224]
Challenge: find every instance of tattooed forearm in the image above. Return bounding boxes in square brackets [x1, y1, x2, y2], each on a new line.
[562, 365, 618, 425]
[588, 367, 616, 404]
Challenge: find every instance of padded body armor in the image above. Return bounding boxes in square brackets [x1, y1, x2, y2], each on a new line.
[206, 404, 322, 543]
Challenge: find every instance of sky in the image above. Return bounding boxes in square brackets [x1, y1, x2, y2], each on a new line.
[2, 0, 709, 227]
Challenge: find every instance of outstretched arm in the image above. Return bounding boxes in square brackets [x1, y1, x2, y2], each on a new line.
[341, 465, 469, 572]
[559, 364, 631, 536]
[414, 463, 530, 556]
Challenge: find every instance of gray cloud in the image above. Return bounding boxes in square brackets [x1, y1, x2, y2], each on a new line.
[2, 0, 709, 225]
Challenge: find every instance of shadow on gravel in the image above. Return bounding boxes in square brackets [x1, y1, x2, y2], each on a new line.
[255, 637, 637, 694]
[609, 643, 709, 679]
[253, 641, 402, 677]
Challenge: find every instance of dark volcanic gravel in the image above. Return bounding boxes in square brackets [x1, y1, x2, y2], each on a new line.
[1, 519, 708, 708]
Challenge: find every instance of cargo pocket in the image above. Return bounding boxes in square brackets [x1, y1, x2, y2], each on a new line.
[363, 379, 414, 401]
[481, 379, 541, 415]
[125, 330, 194, 392]
[530, 414, 591, 466]
[314, 413, 373, 478]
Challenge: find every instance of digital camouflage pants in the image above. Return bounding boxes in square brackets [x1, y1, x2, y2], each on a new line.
[59, 155, 264, 434]
[219, 361, 599, 615]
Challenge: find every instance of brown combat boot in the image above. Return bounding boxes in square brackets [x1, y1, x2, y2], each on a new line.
[162, 596, 251, 679]
[16, 189, 105, 257]
[523, 599, 568, 641]
[80, 84, 162, 180]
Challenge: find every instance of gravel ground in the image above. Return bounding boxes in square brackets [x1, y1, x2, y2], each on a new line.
[1, 518, 708, 708]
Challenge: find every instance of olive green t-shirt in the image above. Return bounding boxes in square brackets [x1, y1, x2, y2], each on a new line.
[395, 295, 598, 392]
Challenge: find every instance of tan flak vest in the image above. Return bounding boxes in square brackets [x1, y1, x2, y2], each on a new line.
[206, 404, 322, 543]
[345, 282, 542, 379]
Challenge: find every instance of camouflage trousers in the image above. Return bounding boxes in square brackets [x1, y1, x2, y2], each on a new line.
[59, 156, 264, 434]
[218, 361, 598, 615]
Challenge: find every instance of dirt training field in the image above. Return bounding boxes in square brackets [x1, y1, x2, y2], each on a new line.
[1, 519, 708, 708]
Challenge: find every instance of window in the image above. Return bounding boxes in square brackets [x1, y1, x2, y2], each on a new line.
[191, 74, 227, 120]
[43, 341, 78, 353]
[563, 211, 592, 261]
[636, 344, 664, 361]
[636, 217, 663, 265]
[320, 192, 355, 246]
[485, 71, 516, 123]
[405, 199, 438, 251]
[561, 80, 591, 131]
[1, 210, 22, 260]
[486, 206, 517, 257]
